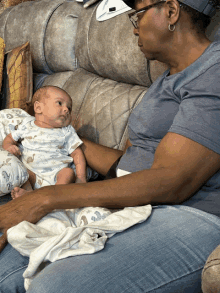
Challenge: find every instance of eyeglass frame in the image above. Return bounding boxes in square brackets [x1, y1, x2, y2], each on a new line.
[128, 0, 168, 29]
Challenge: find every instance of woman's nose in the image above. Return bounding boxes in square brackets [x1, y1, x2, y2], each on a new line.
[134, 27, 139, 36]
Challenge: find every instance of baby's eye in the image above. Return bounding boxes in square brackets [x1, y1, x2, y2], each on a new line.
[57, 101, 62, 106]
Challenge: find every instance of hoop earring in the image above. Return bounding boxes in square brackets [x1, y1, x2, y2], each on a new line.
[168, 24, 175, 31]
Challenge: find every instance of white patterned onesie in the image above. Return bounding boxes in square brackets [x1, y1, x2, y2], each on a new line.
[11, 116, 83, 189]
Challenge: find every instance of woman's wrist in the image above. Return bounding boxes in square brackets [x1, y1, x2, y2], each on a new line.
[37, 185, 58, 213]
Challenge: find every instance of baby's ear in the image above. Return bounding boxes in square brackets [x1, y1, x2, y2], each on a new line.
[34, 101, 43, 114]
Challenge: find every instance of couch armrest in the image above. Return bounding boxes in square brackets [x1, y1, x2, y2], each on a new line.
[202, 244, 220, 293]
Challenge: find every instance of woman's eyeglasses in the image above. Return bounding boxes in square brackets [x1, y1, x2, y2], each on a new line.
[128, 0, 167, 29]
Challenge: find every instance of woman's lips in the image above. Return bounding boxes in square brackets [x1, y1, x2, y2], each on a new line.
[139, 46, 143, 52]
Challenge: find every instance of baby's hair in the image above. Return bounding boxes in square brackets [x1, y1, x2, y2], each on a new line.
[32, 86, 71, 106]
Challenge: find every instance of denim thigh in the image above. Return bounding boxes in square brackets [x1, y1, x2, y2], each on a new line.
[0, 233, 28, 293]
[0, 194, 28, 293]
[27, 205, 220, 293]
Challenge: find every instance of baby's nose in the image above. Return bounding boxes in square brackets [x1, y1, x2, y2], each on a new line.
[63, 106, 69, 113]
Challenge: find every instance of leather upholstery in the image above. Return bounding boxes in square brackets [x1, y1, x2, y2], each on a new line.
[0, 0, 82, 73]
[75, 2, 168, 87]
[42, 68, 148, 150]
[202, 245, 220, 293]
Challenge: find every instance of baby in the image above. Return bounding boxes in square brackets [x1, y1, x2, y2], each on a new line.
[3, 85, 87, 198]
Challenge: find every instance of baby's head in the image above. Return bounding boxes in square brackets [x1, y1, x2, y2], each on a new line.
[32, 86, 72, 128]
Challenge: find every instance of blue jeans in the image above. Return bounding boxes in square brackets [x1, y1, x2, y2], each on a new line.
[1, 204, 220, 293]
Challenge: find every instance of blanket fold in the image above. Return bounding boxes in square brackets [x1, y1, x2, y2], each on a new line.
[7, 205, 152, 290]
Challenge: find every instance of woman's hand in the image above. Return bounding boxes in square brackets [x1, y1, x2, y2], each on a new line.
[0, 187, 53, 252]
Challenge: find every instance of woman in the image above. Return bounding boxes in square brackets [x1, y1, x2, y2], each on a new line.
[1, 0, 220, 292]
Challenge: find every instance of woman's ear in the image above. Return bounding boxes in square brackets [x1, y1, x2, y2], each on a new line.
[34, 101, 43, 114]
[166, 0, 181, 24]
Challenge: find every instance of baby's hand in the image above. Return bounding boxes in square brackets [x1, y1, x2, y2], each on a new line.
[6, 145, 21, 157]
[75, 177, 87, 184]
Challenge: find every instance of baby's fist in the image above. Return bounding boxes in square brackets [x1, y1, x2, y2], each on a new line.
[7, 145, 21, 157]
[75, 177, 87, 184]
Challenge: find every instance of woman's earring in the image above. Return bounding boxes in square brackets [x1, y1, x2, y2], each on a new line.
[168, 24, 175, 31]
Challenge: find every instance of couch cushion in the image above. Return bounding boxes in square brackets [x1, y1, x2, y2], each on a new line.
[41, 68, 148, 150]
[75, 2, 168, 87]
[202, 244, 220, 293]
[0, 0, 82, 74]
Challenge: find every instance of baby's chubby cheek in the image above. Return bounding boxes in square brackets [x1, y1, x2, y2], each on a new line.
[66, 115, 72, 126]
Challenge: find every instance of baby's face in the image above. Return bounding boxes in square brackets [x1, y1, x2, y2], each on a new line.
[41, 89, 72, 128]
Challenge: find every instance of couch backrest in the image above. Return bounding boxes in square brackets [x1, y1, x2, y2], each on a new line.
[0, 0, 82, 74]
[75, 2, 168, 87]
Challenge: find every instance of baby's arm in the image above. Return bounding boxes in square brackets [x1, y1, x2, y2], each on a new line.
[2, 134, 21, 157]
[70, 146, 87, 183]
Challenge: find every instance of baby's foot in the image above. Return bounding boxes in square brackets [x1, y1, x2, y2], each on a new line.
[11, 187, 29, 199]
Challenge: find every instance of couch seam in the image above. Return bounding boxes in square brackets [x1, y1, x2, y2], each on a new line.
[86, 5, 97, 72]
[61, 71, 75, 89]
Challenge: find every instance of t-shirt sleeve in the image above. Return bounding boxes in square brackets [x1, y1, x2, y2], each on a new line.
[65, 125, 83, 154]
[168, 64, 220, 155]
[10, 118, 30, 141]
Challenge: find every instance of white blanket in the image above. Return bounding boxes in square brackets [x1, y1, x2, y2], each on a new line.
[7, 205, 152, 290]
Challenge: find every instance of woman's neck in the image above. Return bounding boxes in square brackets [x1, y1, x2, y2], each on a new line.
[161, 34, 212, 75]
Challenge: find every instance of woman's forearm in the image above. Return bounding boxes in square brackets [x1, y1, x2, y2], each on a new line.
[47, 166, 193, 211]
[80, 137, 123, 176]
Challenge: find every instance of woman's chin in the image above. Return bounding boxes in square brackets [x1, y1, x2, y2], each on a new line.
[139, 48, 155, 60]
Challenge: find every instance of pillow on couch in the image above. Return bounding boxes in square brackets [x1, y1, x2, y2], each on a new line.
[5, 41, 33, 112]
[0, 0, 34, 14]
[0, 37, 5, 110]
[0, 108, 30, 196]
[0, 37, 5, 90]
[0, 148, 29, 196]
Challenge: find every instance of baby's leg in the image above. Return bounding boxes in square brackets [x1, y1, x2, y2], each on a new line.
[56, 167, 76, 185]
[11, 169, 36, 199]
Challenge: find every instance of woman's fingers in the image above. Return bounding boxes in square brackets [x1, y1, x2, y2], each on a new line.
[0, 232, 7, 252]
[0, 187, 52, 232]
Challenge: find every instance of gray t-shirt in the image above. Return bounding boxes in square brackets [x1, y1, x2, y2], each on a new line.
[118, 41, 220, 217]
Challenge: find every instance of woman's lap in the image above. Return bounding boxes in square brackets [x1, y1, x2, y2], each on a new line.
[27, 205, 220, 293]
[0, 236, 28, 292]
[1, 205, 220, 293]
